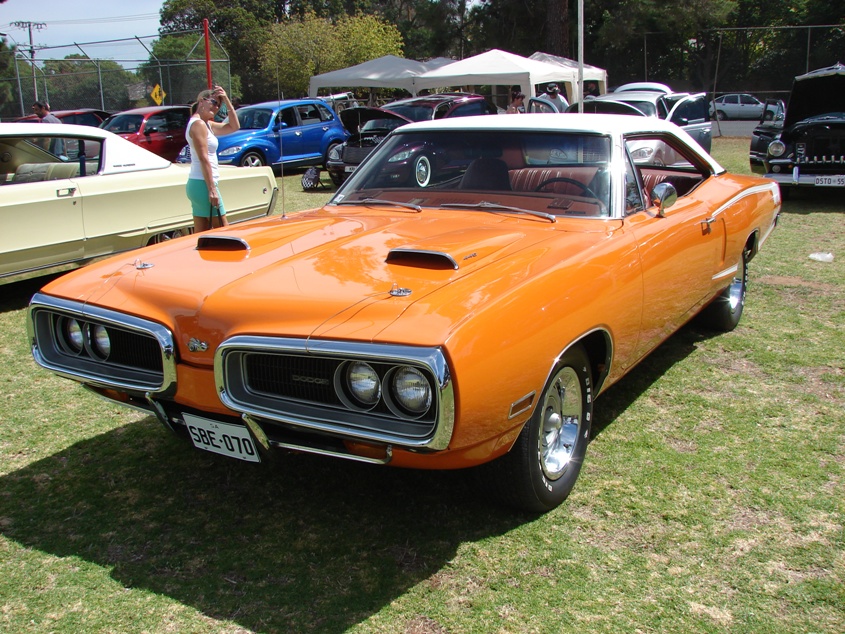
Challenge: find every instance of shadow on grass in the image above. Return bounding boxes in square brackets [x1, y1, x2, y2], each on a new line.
[0, 417, 525, 632]
[0, 275, 61, 314]
[0, 318, 723, 632]
[591, 323, 720, 438]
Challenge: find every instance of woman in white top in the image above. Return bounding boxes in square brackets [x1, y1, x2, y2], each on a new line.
[185, 85, 240, 233]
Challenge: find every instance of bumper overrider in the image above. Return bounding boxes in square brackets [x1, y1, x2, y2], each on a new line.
[28, 293, 455, 465]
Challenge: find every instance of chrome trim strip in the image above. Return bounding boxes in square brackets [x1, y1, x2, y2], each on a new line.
[214, 336, 454, 451]
[712, 263, 738, 281]
[269, 438, 393, 465]
[710, 183, 779, 219]
[28, 292, 177, 395]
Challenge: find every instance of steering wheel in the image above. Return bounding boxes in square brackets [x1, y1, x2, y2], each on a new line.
[534, 177, 599, 200]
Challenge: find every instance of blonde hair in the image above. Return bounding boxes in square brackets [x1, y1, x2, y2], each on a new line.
[191, 89, 215, 114]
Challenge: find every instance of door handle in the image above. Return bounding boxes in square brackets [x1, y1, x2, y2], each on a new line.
[56, 187, 77, 198]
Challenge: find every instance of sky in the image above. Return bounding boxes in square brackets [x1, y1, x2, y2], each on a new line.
[1, 0, 165, 66]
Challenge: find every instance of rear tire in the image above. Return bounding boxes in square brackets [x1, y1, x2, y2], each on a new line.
[480, 344, 593, 513]
[700, 248, 748, 332]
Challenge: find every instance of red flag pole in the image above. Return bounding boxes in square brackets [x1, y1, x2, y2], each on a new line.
[204, 18, 212, 88]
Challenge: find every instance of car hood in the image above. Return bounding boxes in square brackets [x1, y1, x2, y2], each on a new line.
[42, 208, 608, 364]
[339, 107, 413, 135]
[785, 62, 845, 128]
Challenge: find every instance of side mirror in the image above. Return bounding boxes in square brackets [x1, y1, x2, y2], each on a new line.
[651, 182, 678, 217]
[144, 126, 159, 135]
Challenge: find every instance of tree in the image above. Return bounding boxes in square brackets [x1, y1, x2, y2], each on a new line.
[41, 55, 137, 112]
[0, 38, 17, 117]
[259, 12, 403, 98]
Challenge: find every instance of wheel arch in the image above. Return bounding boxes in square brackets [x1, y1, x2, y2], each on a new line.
[744, 229, 760, 262]
[541, 328, 612, 398]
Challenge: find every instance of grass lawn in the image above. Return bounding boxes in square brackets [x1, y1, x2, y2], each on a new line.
[0, 137, 842, 633]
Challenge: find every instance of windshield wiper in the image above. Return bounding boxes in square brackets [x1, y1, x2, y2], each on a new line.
[336, 198, 422, 212]
[440, 201, 556, 223]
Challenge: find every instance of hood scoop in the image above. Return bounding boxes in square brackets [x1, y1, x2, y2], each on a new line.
[196, 235, 251, 252]
[386, 248, 458, 270]
[386, 228, 528, 271]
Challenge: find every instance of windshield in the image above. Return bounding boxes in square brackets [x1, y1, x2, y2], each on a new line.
[101, 114, 144, 134]
[330, 130, 613, 219]
[360, 118, 408, 133]
[613, 100, 657, 117]
[237, 108, 274, 130]
[383, 104, 436, 121]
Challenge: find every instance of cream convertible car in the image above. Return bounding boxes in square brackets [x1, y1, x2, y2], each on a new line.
[1, 123, 278, 284]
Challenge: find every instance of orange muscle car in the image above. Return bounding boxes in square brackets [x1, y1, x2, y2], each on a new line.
[28, 115, 781, 512]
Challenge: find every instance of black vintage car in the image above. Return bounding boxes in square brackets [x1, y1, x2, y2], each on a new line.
[755, 63, 845, 194]
[749, 99, 785, 171]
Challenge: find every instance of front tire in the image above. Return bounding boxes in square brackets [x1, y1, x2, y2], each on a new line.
[482, 344, 593, 513]
[716, 110, 727, 121]
[413, 155, 432, 187]
[700, 248, 748, 331]
[240, 151, 265, 168]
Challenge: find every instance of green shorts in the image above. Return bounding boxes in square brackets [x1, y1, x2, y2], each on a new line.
[186, 178, 226, 218]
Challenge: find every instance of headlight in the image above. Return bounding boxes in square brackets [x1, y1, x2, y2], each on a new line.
[346, 362, 381, 406]
[768, 140, 786, 157]
[329, 144, 343, 160]
[390, 366, 431, 415]
[64, 318, 84, 353]
[218, 146, 243, 157]
[388, 149, 413, 163]
[91, 324, 111, 359]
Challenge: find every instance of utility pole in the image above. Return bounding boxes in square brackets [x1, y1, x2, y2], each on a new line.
[11, 21, 46, 101]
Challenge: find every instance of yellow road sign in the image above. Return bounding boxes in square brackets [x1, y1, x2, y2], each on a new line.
[151, 84, 166, 106]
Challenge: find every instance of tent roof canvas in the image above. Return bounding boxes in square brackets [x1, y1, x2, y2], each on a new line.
[414, 49, 568, 97]
[529, 51, 607, 83]
[309, 55, 455, 97]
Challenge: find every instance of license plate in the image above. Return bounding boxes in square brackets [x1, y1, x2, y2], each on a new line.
[344, 165, 357, 173]
[184, 413, 260, 462]
[814, 175, 845, 186]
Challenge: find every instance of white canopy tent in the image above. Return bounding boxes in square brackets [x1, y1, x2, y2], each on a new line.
[414, 49, 593, 103]
[308, 55, 456, 98]
[529, 52, 608, 100]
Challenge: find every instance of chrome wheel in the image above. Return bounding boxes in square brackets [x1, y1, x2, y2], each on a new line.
[539, 366, 584, 481]
[414, 155, 431, 187]
[240, 151, 265, 168]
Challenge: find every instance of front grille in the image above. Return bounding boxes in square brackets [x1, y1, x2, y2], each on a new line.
[216, 336, 454, 450]
[246, 354, 342, 406]
[793, 127, 845, 171]
[28, 293, 176, 394]
[341, 145, 374, 165]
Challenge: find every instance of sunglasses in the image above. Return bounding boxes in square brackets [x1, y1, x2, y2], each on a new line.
[205, 97, 220, 107]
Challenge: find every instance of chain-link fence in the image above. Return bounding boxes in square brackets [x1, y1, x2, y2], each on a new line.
[0, 31, 233, 120]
